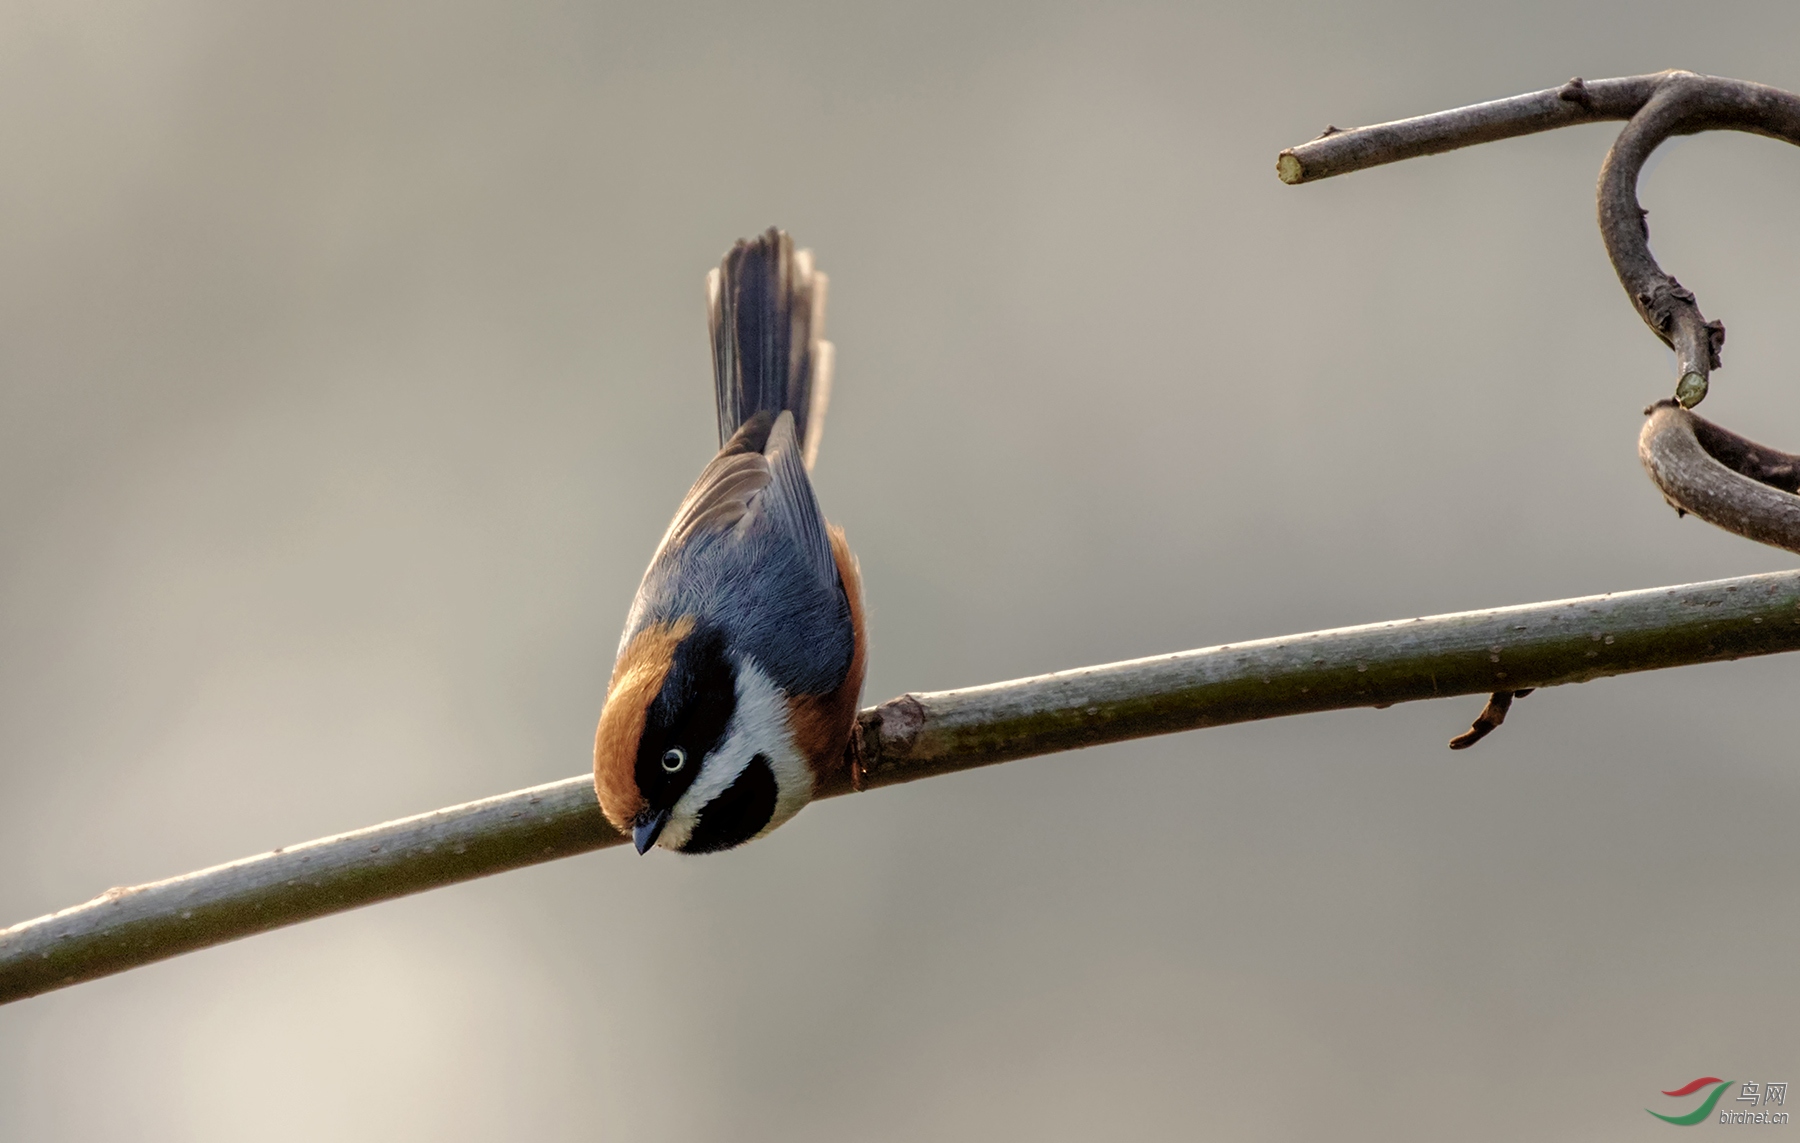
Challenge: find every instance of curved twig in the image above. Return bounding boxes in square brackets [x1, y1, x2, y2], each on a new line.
[1640, 401, 1800, 554]
[1596, 73, 1800, 406]
[1281, 71, 1800, 561]
[1280, 70, 1800, 410]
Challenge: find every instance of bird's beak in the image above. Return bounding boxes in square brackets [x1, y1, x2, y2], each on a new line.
[632, 809, 671, 855]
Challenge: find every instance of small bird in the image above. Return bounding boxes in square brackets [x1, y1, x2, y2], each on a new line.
[593, 229, 867, 854]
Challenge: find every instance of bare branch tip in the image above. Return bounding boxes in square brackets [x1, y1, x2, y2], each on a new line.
[1676, 372, 1709, 408]
[1275, 151, 1305, 184]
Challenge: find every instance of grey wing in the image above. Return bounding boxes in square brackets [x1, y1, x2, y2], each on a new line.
[625, 412, 852, 694]
[757, 411, 837, 589]
[656, 448, 770, 558]
[618, 447, 767, 656]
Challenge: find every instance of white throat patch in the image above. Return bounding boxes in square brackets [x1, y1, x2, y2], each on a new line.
[656, 656, 812, 851]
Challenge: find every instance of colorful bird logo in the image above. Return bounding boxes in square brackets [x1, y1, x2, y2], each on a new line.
[1649, 1077, 1733, 1126]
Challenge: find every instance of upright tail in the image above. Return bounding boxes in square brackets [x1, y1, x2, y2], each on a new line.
[707, 228, 834, 470]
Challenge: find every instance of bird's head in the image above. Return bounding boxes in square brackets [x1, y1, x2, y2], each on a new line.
[593, 616, 806, 854]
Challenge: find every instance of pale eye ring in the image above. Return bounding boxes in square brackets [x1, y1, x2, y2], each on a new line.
[661, 747, 687, 773]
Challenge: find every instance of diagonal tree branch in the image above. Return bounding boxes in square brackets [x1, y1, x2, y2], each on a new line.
[9, 569, 1800, 1006]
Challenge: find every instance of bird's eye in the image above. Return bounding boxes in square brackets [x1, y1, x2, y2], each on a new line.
[661, 747, 687, 773]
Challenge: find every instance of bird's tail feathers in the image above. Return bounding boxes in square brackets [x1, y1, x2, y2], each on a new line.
[707, 228, 833, 470]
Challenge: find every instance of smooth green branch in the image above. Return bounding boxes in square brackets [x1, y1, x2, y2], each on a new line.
[8, 570, 1800, 1005]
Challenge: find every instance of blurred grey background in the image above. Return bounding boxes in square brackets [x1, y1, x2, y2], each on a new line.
[2, 2, 1798, 1139]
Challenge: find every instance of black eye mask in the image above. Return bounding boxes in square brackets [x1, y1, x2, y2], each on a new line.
[635, 624, 736, 812]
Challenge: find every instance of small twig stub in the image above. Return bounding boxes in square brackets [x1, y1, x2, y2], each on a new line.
[1447, 689, 1533, 750]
